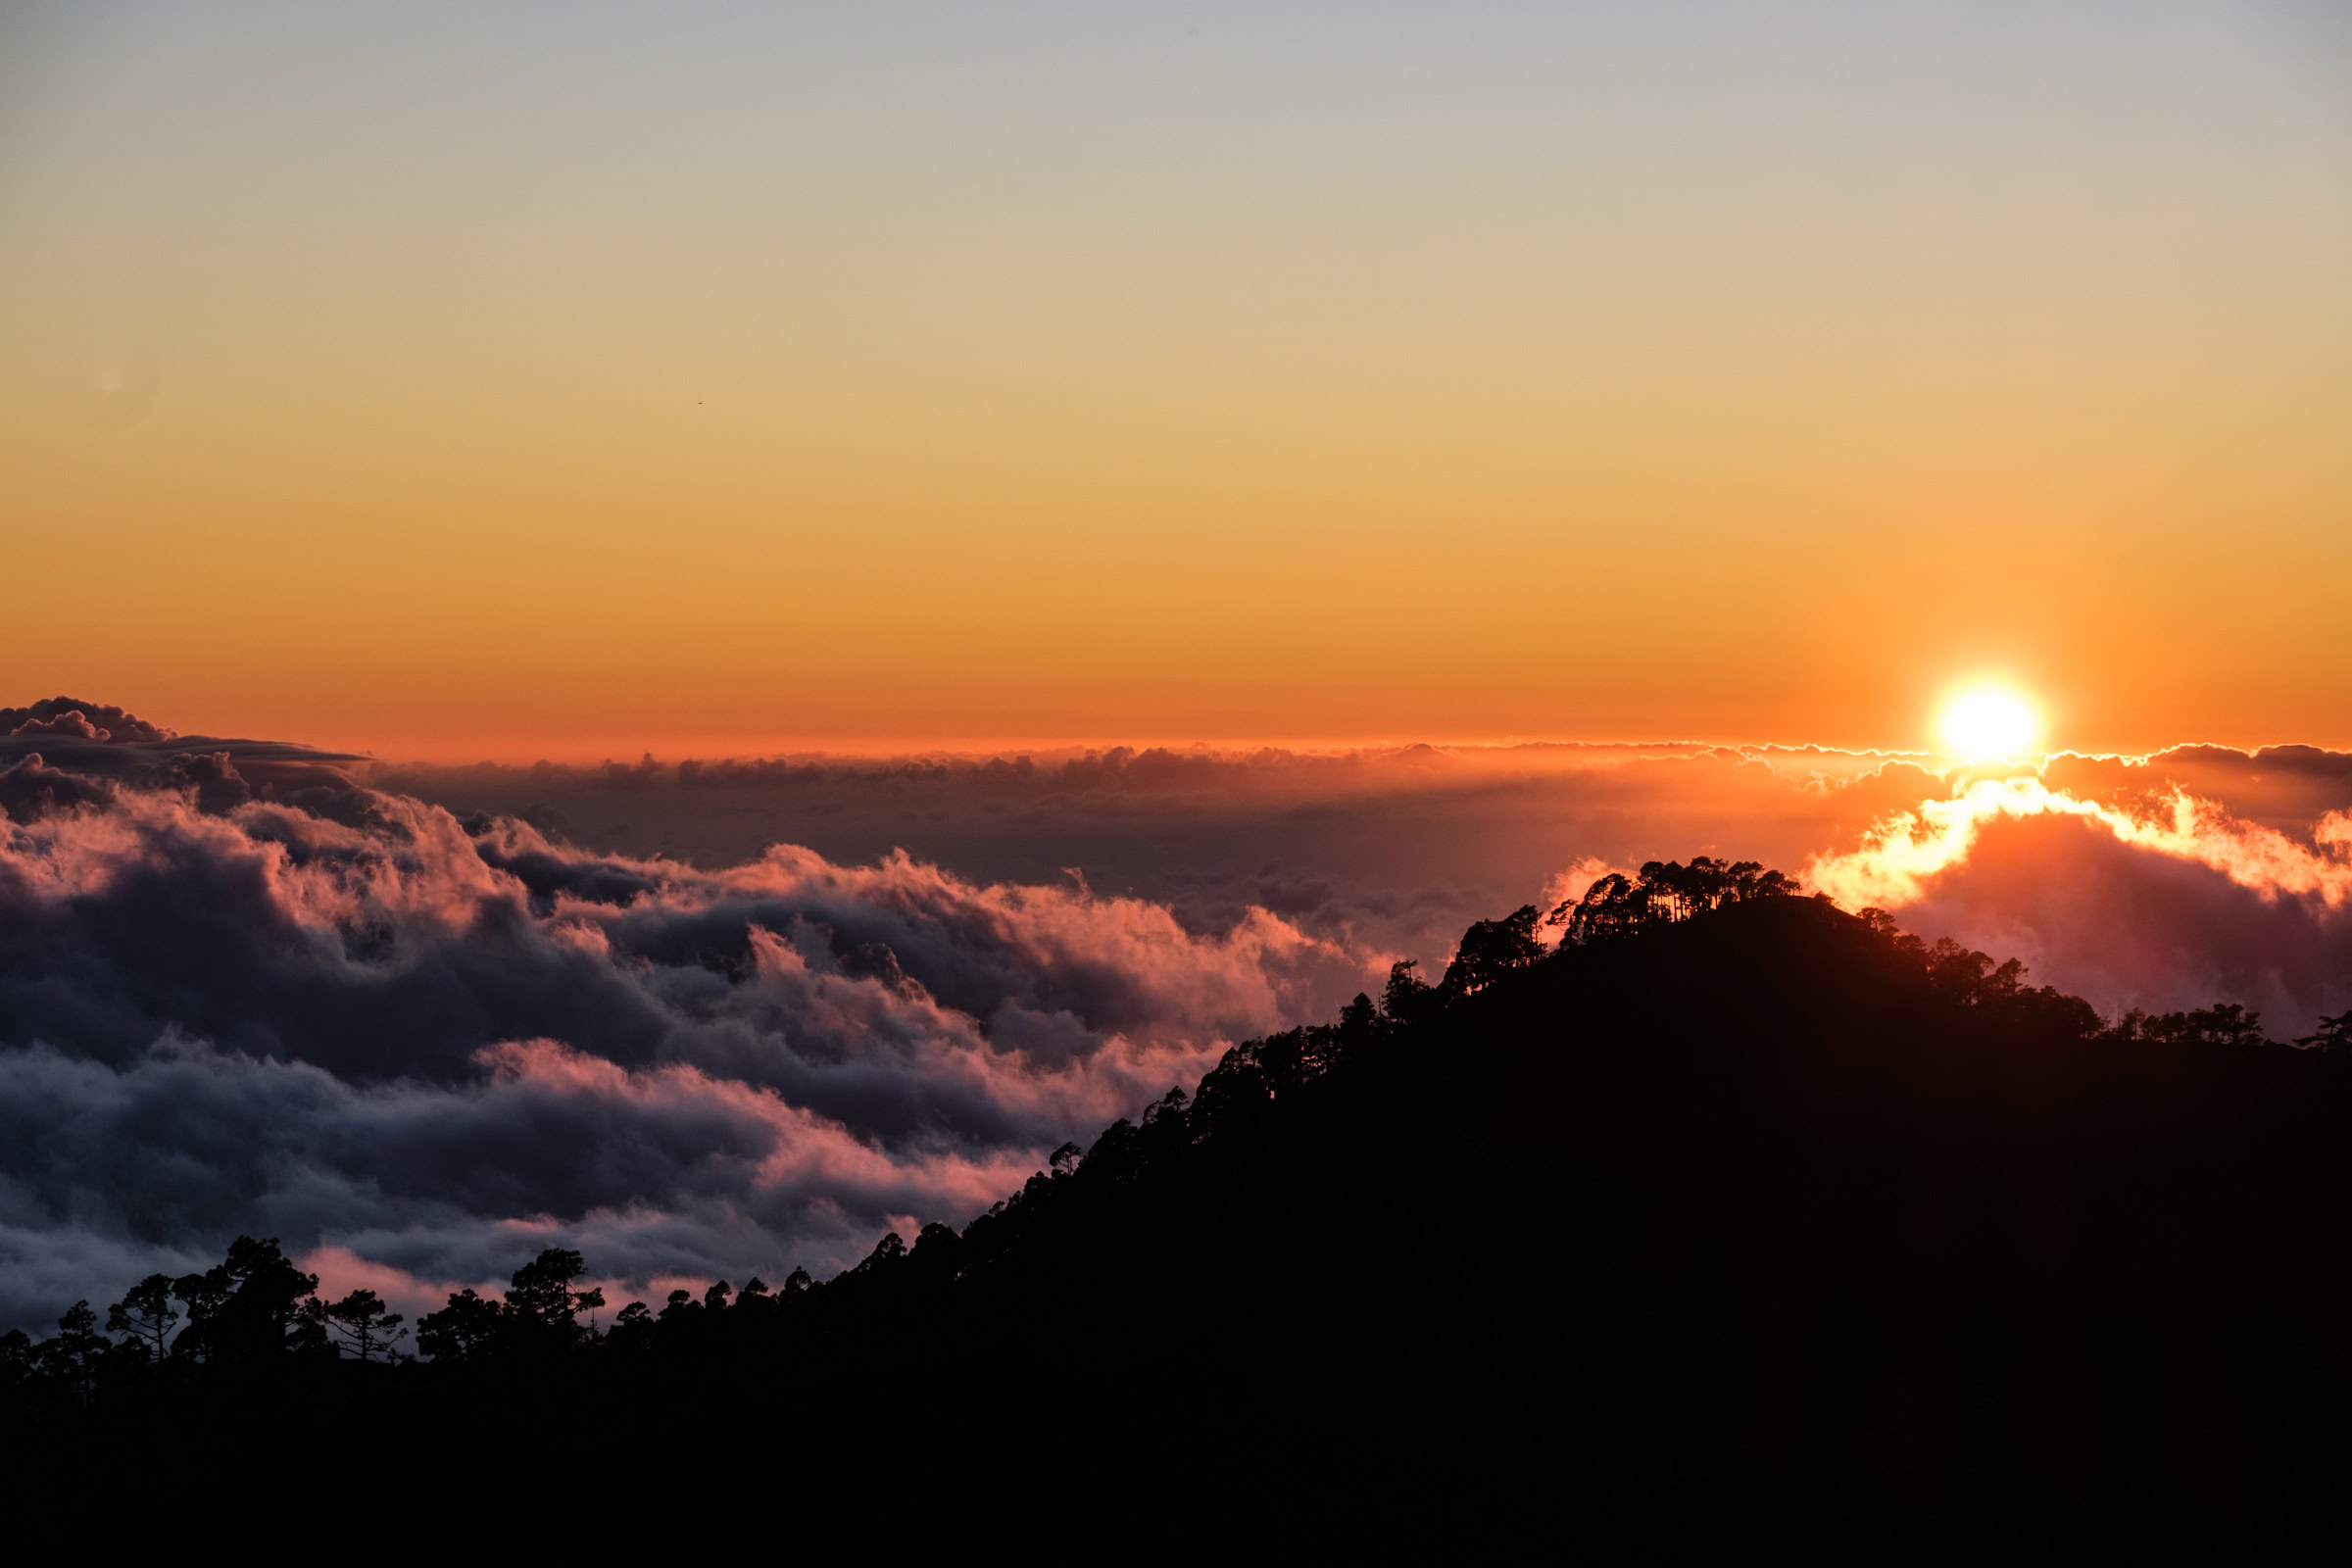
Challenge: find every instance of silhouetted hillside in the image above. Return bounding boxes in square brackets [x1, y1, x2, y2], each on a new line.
[10, 863, 2352, 1545]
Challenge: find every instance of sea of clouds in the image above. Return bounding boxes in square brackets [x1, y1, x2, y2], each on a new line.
[4, 696, 2349, 1330]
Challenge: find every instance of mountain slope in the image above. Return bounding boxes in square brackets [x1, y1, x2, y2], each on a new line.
[11, 891, 2352, 1544]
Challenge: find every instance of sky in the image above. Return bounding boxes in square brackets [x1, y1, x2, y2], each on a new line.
[8, 3, 2352, 1343]
[6, 2, 2352, 758]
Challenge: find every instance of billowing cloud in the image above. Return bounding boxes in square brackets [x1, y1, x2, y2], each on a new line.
[0, 753, 1378, 1330]
[390, 739, 2352, 1039]
[1808, 775, 2352, 1032]
[10, 712, 2352, 1332]
[0, 696, 174, 746]
[0, 754, 114, 821]
[2044, 744, 2352, 834]
[1809, 778, 2352, 910]
[383, 739, 1900, 972]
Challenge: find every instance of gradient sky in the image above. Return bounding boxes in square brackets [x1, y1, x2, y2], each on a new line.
[5, 1, 2350, 759]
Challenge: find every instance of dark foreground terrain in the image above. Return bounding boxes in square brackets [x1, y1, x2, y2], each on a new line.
[9, 862, 2352, 1545]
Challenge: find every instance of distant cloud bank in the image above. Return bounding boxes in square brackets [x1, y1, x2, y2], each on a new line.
[4, 700, 2348, 1330]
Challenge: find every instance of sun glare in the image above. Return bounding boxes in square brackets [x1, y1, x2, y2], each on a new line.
[1936, 686, 2042, 760]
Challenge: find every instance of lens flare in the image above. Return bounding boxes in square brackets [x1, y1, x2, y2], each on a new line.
[1936, 687, 2042, 760]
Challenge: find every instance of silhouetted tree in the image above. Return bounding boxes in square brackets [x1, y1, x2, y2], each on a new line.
[2296, 1010, 2352, 1054]
[733, 1277, 777, 1323]
[322, 1290, 409, 1362]
[37, 1302, 107, 1404]
[416, 1288, 505, 1362]
[171, 1237, 320, 1364]
[106, 1274, 179, 1364]
[854, 1233, 906, 1274]
[2110, 1003, 2274, 1050]
[1554, 872, 1637, 944]
[1382, 957, 1435, 1022]
[1554, 858, 1797, 946]
[609, 1300, 656, 1350]
[1922, 937, 2028, 1004]
[502, 1248, 604, 1347]
[169, 1270, 227, 1361]
[0, 1330, 30, 1396]
[1444, 906, 1543, 994]
[908, 1222, 962, 1287]
[14, 860, 2348, 1550]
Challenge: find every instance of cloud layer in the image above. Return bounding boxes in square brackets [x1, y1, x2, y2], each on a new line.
[1811, 771, 2352, 1032]
[8, 710, 2352, 1331]
[0, 728, 1376, 1329]
[394, 736, 2352, 1040]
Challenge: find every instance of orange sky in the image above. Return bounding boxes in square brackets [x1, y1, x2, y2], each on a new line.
[6, 3, 2351, 760]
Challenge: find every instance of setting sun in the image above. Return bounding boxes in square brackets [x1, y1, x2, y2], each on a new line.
[1937, 686, 2044, 760]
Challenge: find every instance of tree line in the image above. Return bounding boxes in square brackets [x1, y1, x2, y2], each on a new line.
[7, 856, 2340, 1409]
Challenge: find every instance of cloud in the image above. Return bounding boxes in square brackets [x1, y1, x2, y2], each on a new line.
[1807, 777, 2352, 1032]
[11, 709, 2352, 1330]
[0, 709, 368, 827]
[0, 697, 173, 746]
[1808, 778, 2352, 910]
[0, 1029, 1047, 1329]
[0, 753, 1380, 1329]
[2042, 744, 2352, 835]
[0, 754, 116, 822]
[381, 739, 1890, 973]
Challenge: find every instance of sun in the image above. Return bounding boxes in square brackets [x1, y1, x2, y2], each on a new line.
[1936, 685, 2043, 760]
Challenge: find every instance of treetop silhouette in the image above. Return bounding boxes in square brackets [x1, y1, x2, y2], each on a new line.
[6, 858, 2344, 1546]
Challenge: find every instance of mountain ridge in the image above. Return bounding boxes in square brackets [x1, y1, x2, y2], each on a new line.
[9, 880, 2352, 1544]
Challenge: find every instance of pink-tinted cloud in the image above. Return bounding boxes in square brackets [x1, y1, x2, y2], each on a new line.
[0, 753, 1385, 1327]
[1810, 779, 2352, 910]
[11, 714, 2352, 1329]
[1808, 776, 2352, 1033]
